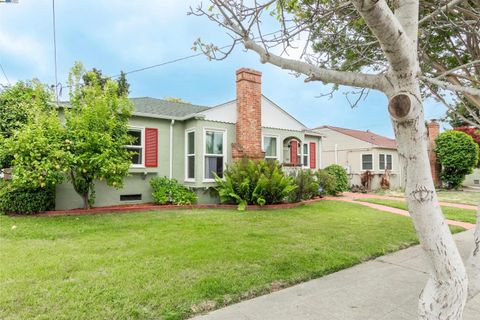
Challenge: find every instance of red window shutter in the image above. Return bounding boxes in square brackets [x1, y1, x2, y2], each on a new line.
[290, 140, 298, 165]
[145, 128, 158, 167]
[309, 142, 316, 169]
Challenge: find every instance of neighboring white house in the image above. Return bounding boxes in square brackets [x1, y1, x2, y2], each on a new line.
[465, 168, 480, 188]
[313, 125, 405, 189]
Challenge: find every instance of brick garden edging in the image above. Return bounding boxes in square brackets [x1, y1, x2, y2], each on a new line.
[13, 197, 326, 217]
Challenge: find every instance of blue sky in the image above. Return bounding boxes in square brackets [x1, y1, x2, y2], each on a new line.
[0, 0, 447, 138]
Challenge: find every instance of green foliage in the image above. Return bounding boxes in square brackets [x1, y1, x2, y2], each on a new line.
[288, 169, 319, 202]
[324, 164, 348, 195]
[4, 109, 69, 189]
[0, 181, 55, 214]
[315, 169, 337, 196]
[150, 177, 197, 205]
[0, 80, 52, 168]
[215, 159, 296, 210]
[435, 130, 479, 189]
[66, 62, 133, 208]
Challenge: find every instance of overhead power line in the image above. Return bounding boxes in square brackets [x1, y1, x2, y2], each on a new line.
[0, 63, 11, 86]
[52, 0, 59, 100]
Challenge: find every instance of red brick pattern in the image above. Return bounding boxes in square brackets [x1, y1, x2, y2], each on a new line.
[427, 121, 441, 187]
[232, 68, 265, 160]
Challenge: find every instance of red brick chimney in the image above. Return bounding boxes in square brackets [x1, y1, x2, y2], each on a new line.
[232, 68, 264, 160]
[427, 120, 441, 187]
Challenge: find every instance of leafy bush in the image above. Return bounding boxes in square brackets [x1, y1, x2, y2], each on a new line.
[435, 130, 479, 189]
[0, 181, 55, 214]
[315, 169, 337, 196]
[215, 159, 296, 210]
[324, 164, 348, 195]
[150, 177, 197, 205]
[289, 169, 319, 202]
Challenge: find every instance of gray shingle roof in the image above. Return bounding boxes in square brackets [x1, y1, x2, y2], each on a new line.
[131, 97, 209, 119]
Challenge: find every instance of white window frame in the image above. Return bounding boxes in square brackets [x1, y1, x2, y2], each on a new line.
[185, 128, 196, 182]
[203, 128, 227, 182]
[302, 143, 309, 167]
[361, 153, 374, 171]
[126, 126, 145, 168]
[262, 134, 279, 160]
[379, 153, 393, 171]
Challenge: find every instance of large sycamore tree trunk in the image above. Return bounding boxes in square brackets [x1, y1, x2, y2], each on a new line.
[389, 92, 468, 318]
[467, 206, 480, 299]
[357, 1, 468, 318]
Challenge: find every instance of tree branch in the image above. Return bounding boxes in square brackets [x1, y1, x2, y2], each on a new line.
[419, 0, 469, 24]
[350, 0, 415, 74]
[243, 38, 387, 91]
[420, 76, 480, 98]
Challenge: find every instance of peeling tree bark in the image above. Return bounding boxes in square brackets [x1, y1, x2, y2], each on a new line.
[467, 206, 480, 299]
[389, 92, 468, 319]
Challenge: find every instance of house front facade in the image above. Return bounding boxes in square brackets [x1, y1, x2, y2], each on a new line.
[313, 125, 406, 190]
[56, 68, 322, 210]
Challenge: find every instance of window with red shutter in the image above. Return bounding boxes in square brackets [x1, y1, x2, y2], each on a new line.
[309, 142, 316, 169]
[145, 128, 158, 167]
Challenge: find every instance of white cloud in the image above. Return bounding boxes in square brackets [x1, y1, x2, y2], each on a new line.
[0, 31, 49, 73]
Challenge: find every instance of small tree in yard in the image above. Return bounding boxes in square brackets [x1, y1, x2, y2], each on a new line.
[435, 131, 479, 189]
[0, 81, 52, 169]
[193, 0, 480, 318]
[66, 62, 133, 209]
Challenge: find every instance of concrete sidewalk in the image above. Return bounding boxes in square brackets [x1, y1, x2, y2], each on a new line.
[192, 230, 480, 320]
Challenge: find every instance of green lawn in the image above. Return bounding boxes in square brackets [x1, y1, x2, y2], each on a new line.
[374, 189, 479, 206]
[0, 201, 462, 320]
[357, 198, 477, 223]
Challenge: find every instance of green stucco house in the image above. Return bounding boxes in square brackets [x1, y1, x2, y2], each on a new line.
[55, 68, 323, 210]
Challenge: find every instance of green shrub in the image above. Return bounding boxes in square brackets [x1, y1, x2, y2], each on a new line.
[435, 130, 479, 189]
[215, 159, 296, 210]
[0, 181, 55, 214]
[150, 177, 197, 205]
[315, 169, 337, 196]
[324, 164, 348, 195]
[289, 169, 319, 202]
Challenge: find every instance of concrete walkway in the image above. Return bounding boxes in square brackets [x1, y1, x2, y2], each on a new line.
[327, 195, 476, 230]
[343, 192, 478, 211]
[192, 230, 480, 320]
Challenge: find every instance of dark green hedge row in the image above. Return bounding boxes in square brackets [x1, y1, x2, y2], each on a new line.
[0, 181, 55, 214]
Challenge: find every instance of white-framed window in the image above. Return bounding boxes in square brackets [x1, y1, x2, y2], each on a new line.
[379, 153, 393, 170]
[302, 143, 309, 167]
[126, 127, 144, 167]
[297, 141, 302, 165]
[185, 129, 195, 181]
[361, 153, 373, 171]
[204, 129, 226, 181]
[263, 135, 278, 160]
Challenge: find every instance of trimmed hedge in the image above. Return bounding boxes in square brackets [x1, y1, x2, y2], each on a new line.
[324, 164, 348, 195]
[150, 177, 197, 205]
[0, 181, 55, 214]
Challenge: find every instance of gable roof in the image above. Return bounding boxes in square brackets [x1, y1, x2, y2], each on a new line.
[316, 125, 397, 149]
[130, 97, 210, 119]
[197, 95, 308, 132]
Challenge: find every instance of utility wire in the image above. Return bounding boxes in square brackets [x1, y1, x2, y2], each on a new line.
[52, 0, 58, 100]
[108, 46, 229, 79]
[0, 63, 11, 86]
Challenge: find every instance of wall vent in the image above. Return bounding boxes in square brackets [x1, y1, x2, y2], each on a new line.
[120, 194, 142, 201]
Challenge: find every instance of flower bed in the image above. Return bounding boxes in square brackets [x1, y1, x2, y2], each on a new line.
[10, 198, 327, 217]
